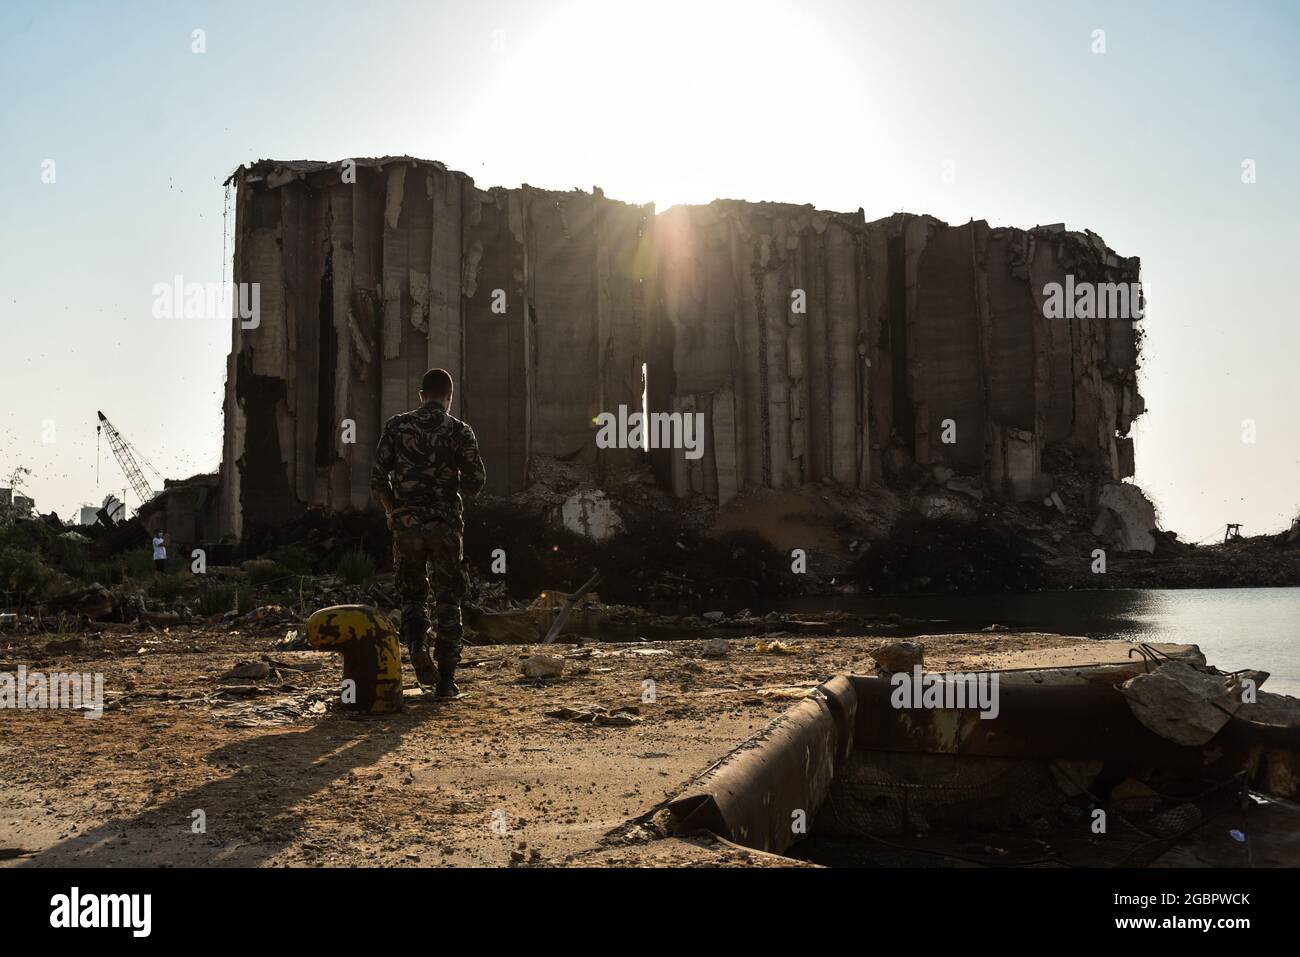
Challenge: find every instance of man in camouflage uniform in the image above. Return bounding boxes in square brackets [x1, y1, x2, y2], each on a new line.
[370, 368, 486, 698]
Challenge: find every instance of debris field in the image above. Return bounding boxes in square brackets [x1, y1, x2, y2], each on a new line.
[1, 625, 1170, 868]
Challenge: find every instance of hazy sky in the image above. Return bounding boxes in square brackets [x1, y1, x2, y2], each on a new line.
[2, 0, 1297, 540]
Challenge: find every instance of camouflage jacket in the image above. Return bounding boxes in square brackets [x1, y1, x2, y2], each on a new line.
[370, 400, 487, 527]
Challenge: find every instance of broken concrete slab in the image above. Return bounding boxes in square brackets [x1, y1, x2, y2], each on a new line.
[1120, 661, 1242, 746]
[556, 489, 623, 543]
[1093, 481, 1157, 553]
[46, 584, 114, 622]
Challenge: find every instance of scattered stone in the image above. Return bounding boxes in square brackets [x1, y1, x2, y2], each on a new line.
[702, 611, 725, 622]
[870, 640, 924, 673]
[595, 710, 640, 727]
[247, 604, 289, 621]
[700, 639, 729, 658]
[221, 660, 272, 681]
[544, 705, 641, 726]
[520, 655, 566, 679]
[273, 629, 310, 651]
[757, 687, 813, 700]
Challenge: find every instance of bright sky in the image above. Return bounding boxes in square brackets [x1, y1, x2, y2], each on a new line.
[1, 0, 1297, 541]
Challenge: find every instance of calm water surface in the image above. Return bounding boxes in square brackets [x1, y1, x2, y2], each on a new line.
[777, 588, 1300, 698]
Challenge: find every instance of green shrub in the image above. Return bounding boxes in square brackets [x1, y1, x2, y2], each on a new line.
[266, 546, 314, 575]
[124, 550, 155, 579]
[336, 549, 376, 586]
[0, 518, 54, 554]
[0, 547, 55, 604]
[81, 560, 125, 586]
[241, 559, 293, 588]
[152, 573, 186, 602]
[48, 537, 88, 576]
[196, 582, 253, 617]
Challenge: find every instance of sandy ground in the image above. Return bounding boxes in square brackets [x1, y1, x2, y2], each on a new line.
[0, 627, 1188, 868]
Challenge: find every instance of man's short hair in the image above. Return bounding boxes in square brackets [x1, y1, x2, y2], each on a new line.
[421, 368, 454, 398]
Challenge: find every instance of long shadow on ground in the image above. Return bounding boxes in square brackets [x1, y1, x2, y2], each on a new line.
[20, 709, 424, 867]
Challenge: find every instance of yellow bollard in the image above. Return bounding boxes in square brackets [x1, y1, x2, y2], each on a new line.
[305, 604, 404, 714]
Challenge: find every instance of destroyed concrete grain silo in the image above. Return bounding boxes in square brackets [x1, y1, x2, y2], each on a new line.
[212, 156, 1144, 545]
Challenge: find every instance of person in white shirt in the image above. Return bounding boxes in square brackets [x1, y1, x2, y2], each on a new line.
[152, 531, 167, 573]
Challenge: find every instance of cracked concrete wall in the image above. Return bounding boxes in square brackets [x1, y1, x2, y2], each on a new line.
[655, 202, 876, 505]
[219, 159, 476, 540]
[654, 208, 1143, 505]
[217, 156, 1142, 539]
[519, 187, 654, 465]
[219, 157, 654, 539]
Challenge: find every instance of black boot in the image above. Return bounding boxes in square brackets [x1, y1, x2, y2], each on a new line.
[414, 649, 441, 689]
[408, 640, 439, 689]
[403, 619, 440, 689]
[434, 664, 459, 699]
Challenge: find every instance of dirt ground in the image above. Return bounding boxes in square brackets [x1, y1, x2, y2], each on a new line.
[0, 626, 1190, 868]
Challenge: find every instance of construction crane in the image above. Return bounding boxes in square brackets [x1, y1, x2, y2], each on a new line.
[96, 411, 165, 507]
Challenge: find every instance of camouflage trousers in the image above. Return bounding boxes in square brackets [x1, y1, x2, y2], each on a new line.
[391, 513, 467, 669]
